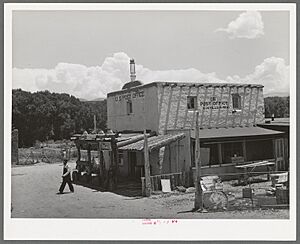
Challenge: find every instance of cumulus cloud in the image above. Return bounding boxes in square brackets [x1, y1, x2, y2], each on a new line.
[226, 57, 290, 95]
[12, 52, 289, 100]
[13, 52, 130, 100]
[12, 52, 223, 100]
[216, 11, 264, 39]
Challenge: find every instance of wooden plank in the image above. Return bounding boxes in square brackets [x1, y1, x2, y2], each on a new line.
[191, 86, 200, 129]
[164, 85, 174, 133]
[225, 87, 232, 127]
[232, 87, 239, 127]
[171, 175, 175, 190]
[154, 176, 158, 191]
[242, 140, 247, 161]
[176, 140, 179, 172]
[239, 87, 247, 126]
[194, 111, 203, 210]
[141, 177, 145, 196]
[183, 86, 192, 128]
[253, 87, 260, 125]
[218, 143, 222, 166]
[247, 87, 253, 125]
[150, 177, 154, 191]
[216, 86, 224, 127]
[158, 85, 165, 128]
[208, 86, 216, 128]
[174, 86, 183, 129]
[200, 86, 209, 128]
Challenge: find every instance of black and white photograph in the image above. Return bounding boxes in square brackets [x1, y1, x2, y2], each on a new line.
[4, 3, 296, 241]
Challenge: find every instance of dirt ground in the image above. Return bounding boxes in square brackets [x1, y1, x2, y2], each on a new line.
[11, 162, 289, 219]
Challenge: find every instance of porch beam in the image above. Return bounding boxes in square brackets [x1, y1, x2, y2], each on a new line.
[183, 86, 192, 128]
[218, 143, 223, 166]
[239, 87, 247, 126]
[208, 86, 216, 128]
[200, 86, 209, 128]
[242, 140, 247, 161]
[216, 86, 224, 127]
[143, 130, 151, 197]
[253, 87, 260, 125]
[164, 86, 174, 133]
[225, 87, 232, 127]
[191, 86, 200, 129]
[174, 86, 183, 129]
[247, 87, 253, 125]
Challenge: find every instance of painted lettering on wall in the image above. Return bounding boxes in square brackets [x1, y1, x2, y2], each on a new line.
[200, 96, 229, 110]
[114, 90, 144, 102]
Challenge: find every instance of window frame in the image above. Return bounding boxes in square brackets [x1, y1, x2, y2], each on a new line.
[187, 96, 197, 110]
[232, 93, 242, 110]
[126, 100, 133, 115]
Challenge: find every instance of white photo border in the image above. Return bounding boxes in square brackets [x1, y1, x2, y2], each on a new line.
[4, 3, 297, 241]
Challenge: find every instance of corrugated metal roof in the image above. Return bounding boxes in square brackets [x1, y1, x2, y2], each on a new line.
[118, 133, 185, 151]
[190, 126, 283, 140]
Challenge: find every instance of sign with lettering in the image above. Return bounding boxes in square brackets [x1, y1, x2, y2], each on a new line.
[99, 141, 112, 151]
[114, 90, 144, 102]
[200, 96, 229, 110]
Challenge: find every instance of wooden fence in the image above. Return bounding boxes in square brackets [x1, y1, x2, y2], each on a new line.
[141, 172, 191, 196]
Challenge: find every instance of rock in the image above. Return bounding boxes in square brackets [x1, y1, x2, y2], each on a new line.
[185, 187, 196, 193]
[176, 186, 186, 192]
[266, 190, 275, 196]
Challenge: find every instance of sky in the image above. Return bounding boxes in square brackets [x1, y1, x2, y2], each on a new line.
[12, 10, 290, 100]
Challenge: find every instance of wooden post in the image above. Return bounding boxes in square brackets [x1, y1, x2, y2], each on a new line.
[76, 141, 81, 163]
[111, 135, 119, 188]
[144, 130, 152, 197]
[194, 111, 203, 211]
[93, 114, 97, 132]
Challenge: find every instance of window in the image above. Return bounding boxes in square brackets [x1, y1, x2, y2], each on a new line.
[246, 140, 273, 161]
[222, 142, 243, 164]
[127, 100, 133, 114]
[232, 94, 241, 110]
[191, 142, 219, 167]
[187, 96, 197, 110]
[201, 144, 219, 167]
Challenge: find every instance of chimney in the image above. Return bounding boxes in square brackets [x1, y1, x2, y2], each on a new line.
[130, 58, 136, 82]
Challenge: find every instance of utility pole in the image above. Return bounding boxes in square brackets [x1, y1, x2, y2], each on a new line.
[143, 94, 151, 197]
[143, 129, 151, 197]
[194, 110, 203, 210]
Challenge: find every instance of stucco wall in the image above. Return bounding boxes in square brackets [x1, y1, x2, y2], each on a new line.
[157, 83, 265, 134]
[107, 85, 159, 132]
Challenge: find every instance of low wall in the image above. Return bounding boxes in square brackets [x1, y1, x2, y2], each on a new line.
[11, 129, 19, 164]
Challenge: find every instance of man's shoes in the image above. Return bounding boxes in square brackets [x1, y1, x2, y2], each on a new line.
[56, 192, 63, 195]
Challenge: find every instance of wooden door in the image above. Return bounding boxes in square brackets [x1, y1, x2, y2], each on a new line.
[274, 138, 285, 171]
[128, 152, 137, 178]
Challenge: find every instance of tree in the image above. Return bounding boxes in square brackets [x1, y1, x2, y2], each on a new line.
[12, 89, 107, 147]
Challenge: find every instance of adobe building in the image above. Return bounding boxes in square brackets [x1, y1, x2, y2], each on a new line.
[107, 59, 287, 185]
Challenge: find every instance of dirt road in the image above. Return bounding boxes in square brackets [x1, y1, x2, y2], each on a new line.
[11, 162, 289, 219]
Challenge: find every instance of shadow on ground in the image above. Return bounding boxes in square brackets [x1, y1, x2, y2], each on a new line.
[73, 180, 143, 197]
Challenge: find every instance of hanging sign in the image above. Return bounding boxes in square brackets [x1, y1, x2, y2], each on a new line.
[99, 141, 112, 151]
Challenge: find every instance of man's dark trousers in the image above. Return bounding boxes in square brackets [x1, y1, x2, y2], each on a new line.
[59, 175, 74, 193]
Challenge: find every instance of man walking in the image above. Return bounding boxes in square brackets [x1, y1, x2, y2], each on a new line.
[58, 149, 74, 194]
